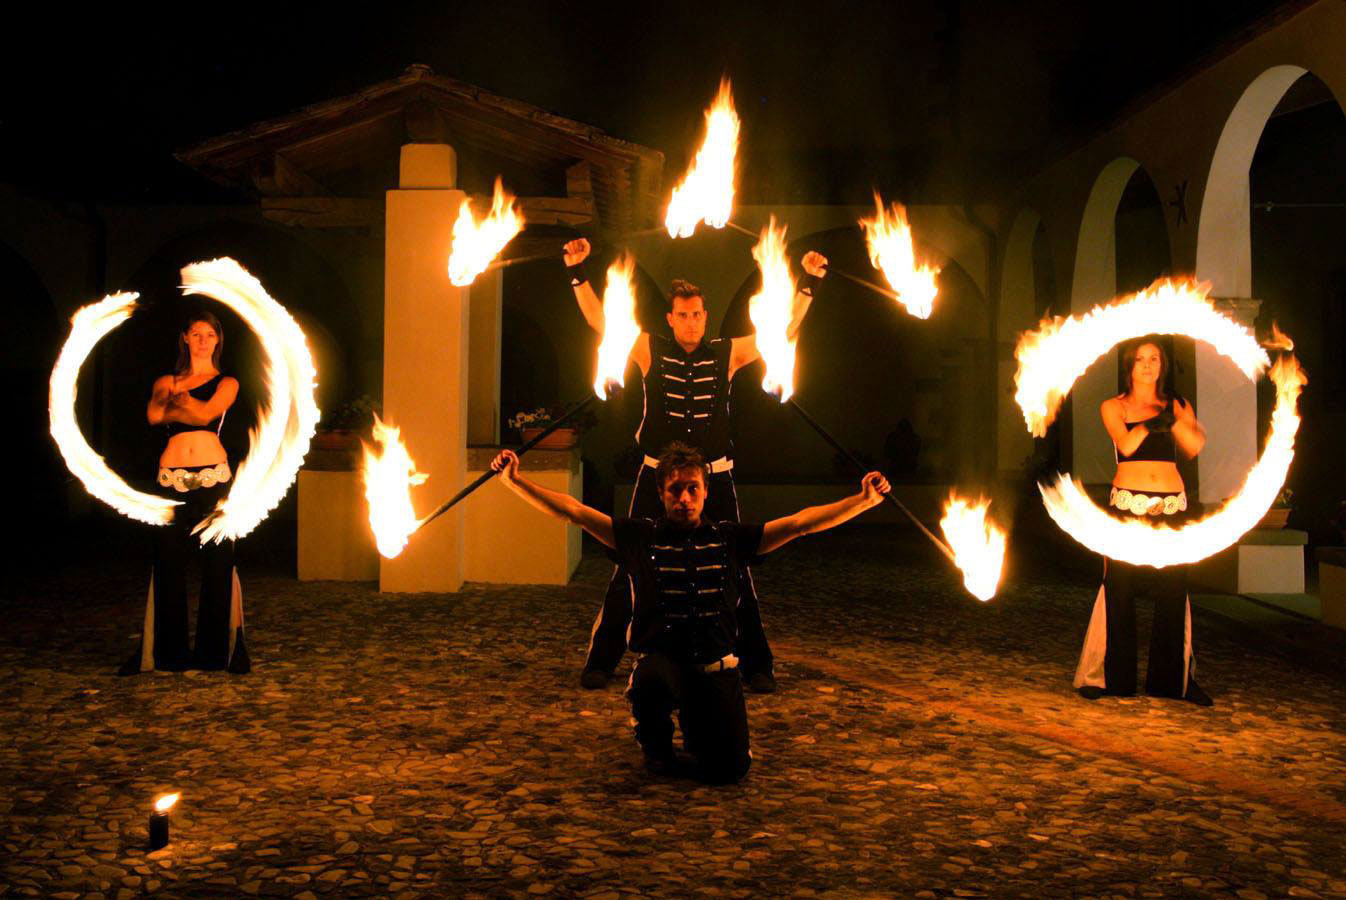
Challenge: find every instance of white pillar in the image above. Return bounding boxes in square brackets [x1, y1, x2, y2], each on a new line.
[1196, 297, 1261, 504]
[381, 143, 469, 593]
[468, 267, 502, 445]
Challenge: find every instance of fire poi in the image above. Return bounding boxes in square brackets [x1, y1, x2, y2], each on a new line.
[447, 177, 523, 287]
[859, 192, 941, 319]
[1013, 278, 1306, 567]
[664, 78, 739, 239]
[49, 258, 319, 542]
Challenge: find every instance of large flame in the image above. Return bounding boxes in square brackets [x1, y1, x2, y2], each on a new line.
[447, 177, 523, 287]
[1013, 279, 1266, 437]
[362, 415, 428, 559]
[183, 259, 321, 544]
[592, 255, 642, 398]
[49, 293, 181, 525]
[664, 79, 740, 239]
[859, 193, 940, 319]
[154, 793, 180, 813]
[939, 495, 1007, 602]
[1015, 277, 1307, 567]
[747, 218, 798, 401]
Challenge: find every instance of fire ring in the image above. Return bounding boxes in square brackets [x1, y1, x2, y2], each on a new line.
[49, 258, 319, 543]
[1012, 279, 1306, 568]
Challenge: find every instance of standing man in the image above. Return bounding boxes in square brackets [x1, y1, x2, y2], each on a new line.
[491, 442, 890, 783]
[563, 238, 828, 693]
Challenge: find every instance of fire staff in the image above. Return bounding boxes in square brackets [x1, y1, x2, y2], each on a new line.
[491, 442, 890, 783]
[563, 238, 827, 694]
[1074, 337, 1211, 706]
[121, 310, 250, 676]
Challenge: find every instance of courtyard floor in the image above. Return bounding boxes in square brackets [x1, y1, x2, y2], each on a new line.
[5, 524, 1346, 898]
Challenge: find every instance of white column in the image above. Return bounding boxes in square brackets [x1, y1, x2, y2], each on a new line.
[1196, 297, 1261, 504]
[468, 267, 502, 445]
[381, 143, 469, 593]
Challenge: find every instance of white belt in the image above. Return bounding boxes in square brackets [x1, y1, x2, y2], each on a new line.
[643, 454, 733, 474]
[158, 462, 232, 493]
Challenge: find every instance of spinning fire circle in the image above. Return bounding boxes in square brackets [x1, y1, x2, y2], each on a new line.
[1013, 279, 1306, 568]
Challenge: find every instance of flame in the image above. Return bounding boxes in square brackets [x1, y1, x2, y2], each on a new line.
[1264, 322, 1294, 351]
[447, 177, 523, 287]
[182, 259, 321, 544]
[747, 218, 798, 401]
[1015, 277, 1307, 567]
[362, 415, 428, 559]
[1013, 279, 1264, 437]
[859, 192, 940, 319]
[49, 293, 181, 525]
[592, 255, 642, 398]
[154, 793, 180, 813]
[939, 495, 1007, 602]
[664, 79, 740, 239]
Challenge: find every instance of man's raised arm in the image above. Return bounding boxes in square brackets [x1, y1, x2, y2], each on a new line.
[491, 449, 616, 548]
[758, 470, 890, 555]
[563, 239, 605, 334]
[729, 250, 828, 378]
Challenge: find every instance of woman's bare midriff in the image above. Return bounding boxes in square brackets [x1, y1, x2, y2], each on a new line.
[160, 432, 227, 469]
[1114, 459, 1184, 493]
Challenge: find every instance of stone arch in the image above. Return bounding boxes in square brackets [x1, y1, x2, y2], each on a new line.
[0, 242, 67, 521]
[1070, 157, 1172, 485]
[997, 208, 1045, 476]
[1196, 64, 1309, 296]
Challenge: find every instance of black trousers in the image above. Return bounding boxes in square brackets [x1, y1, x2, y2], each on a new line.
[121, 477, 249, 674]
[1100, 559, 1191, 697]
[1074, 502, 1194, 698]
[626, 652, 751, 784]
[585, 465, 774, 676]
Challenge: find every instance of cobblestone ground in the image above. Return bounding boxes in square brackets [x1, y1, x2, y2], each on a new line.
[5, 524, 1346, 898]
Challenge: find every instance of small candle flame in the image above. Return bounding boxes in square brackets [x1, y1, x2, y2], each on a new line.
[155, 793, 180, 813]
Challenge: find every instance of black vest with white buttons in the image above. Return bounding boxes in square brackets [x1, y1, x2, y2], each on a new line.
[642, 519, 737, 664]
[638, 334, 733, 459]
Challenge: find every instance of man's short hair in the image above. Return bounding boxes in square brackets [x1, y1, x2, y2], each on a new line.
[656, 441, 709, 489]
[668, 278, 705, 310]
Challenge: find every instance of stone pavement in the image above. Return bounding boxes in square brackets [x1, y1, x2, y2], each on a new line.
[5, 524, 1346, 898]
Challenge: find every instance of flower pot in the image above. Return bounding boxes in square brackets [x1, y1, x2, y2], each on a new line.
[521, 427, 579, 450]
[312, 430, 362, 452]
[1258, 507, 1291, 529]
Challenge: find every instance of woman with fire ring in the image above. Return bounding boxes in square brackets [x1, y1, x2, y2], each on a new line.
[119, 310, 250, 675]
[1074, 336, 1212, 706]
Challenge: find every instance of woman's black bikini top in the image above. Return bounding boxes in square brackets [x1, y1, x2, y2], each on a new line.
[164, 374, 227, 437]
[1118, 419, 1176, 463]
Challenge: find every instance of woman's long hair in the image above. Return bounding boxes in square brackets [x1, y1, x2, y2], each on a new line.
[174, 310, 224, 376]
[1119, 335, 1168, 402]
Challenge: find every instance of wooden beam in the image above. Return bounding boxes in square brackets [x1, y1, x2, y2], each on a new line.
[465, 194, 594, 228]
[251, 153, 331, 198]
[404, 102, 452, 143]
[261, 197, 382, 228]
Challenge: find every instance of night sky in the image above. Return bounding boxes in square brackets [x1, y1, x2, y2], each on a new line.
[1, 0, 1296, 204]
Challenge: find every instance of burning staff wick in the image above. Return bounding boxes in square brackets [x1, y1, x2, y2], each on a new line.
[413, 395, 600, 534]
[149, 793, 179, 850]
[786, 398, 956, 564]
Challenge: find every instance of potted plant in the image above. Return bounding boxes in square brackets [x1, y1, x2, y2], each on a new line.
[509, 404, 597, 450]
[314, 394, 381, 452]
[1259, 487, 1293, 529]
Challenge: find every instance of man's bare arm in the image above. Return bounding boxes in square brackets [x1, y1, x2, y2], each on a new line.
[729, 251, 827, 379]
[758, 471, 890, 554]
[492, 450, 616, 547]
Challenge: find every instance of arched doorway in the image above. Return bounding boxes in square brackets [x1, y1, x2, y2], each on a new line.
[1, 243, 65, 523]
[1248, 71, 1346, 540]
[720, 225, 989, 485]
[1070, 158, 1172, 485]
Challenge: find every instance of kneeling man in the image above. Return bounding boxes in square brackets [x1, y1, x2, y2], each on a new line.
[491, 441, 890, 783]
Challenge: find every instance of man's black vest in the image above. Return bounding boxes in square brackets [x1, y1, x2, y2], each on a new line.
[637, 334, 733, 460]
